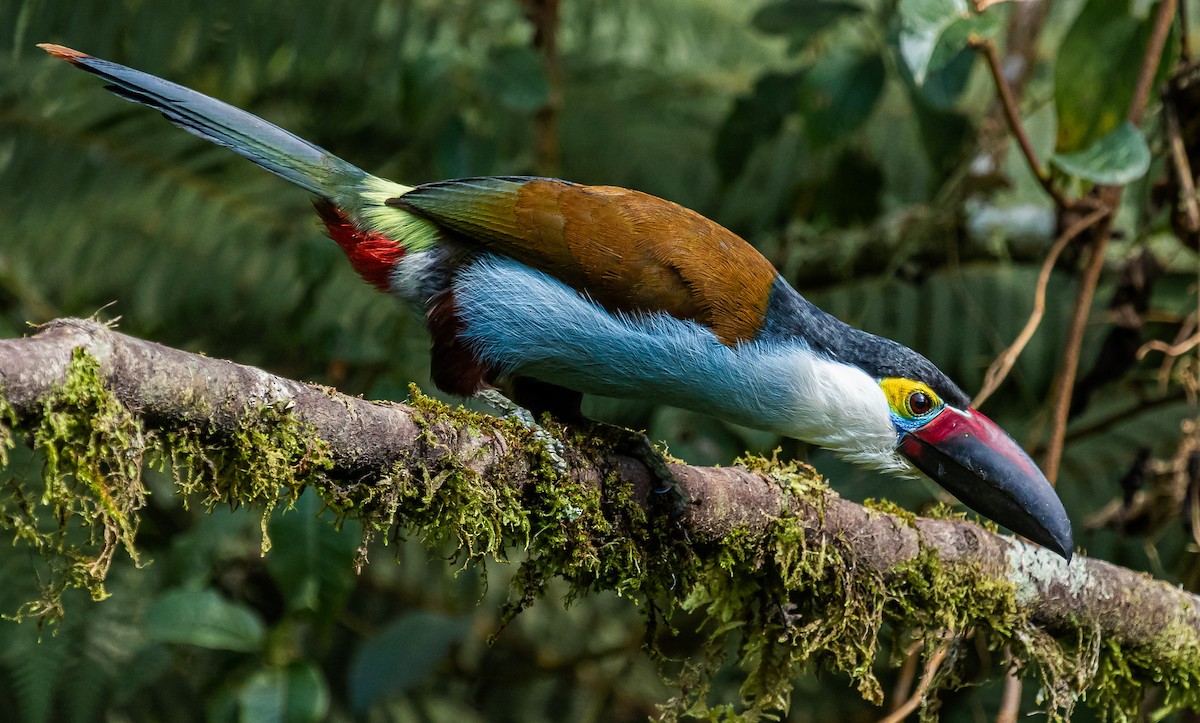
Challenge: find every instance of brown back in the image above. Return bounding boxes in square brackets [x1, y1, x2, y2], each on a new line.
[395, 177, 779, 345]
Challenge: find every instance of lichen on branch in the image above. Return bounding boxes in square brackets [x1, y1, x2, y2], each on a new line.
[1, 318, 1199, 720]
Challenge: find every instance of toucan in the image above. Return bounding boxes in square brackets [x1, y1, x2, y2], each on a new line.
[39, 44, 1074, 559]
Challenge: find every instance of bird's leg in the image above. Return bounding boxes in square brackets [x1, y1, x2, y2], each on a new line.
[505, 378, 686, 514]
[504, 378, 685, 514]
[479, 378, 684, 516]
[586, 421, 687, 516]
[508, 377, 586, 425]
[474, 388, 568, 475]
[477, 385, 685, 515]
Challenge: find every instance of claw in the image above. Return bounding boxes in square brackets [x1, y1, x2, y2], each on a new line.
[475, 391, 687, 517]
[590, 423, 687, 516]
[475, 389, 569, 476]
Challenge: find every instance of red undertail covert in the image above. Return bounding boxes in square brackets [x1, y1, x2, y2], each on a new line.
[315, 200, 405, 291]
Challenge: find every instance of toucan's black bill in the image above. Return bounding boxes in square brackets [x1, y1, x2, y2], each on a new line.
[897, 407, 1074, 560]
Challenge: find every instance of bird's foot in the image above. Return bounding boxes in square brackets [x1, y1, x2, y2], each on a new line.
[475, 389, 568, 475]
[588, 422, 687, 517]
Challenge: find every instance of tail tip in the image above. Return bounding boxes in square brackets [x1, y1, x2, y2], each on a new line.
[37, 43, 90, 63]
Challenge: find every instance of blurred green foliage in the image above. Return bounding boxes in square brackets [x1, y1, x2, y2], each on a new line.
[1, 0, 1199, 720]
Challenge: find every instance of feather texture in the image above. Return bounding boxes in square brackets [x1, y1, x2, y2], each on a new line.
[37, 44, 364, 199]
[395, 177, 780, 345]
[452, 254, 903, 470]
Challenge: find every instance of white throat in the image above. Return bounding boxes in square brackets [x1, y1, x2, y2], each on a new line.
[712, 345, 906, 473]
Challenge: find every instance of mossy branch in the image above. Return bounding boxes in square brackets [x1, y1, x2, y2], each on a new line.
[1, 318, 1199, 719]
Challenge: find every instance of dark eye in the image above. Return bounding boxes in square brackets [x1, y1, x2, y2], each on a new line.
[907, 391, 933, 416]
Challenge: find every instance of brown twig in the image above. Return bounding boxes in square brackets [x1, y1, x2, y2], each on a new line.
[1041, 207, 1116, 485]
[1182, 0, 1193, 63]
[878, 633, 955, 723]
[1140, 329, 1200, 361]
[1129, 0, 1179, 129]
[1151, 314, 1198, 392]
[1041, 0, 1179, 485]
[1166, 101, 1200, 231]
[974, 206, 1111, 407]
[972, 37, 1074, 211]
[522, 0, 563, 177]
[996, 659, 1023, 723]
[888, 641, 923, 715]
[972, 1, 1048, 187]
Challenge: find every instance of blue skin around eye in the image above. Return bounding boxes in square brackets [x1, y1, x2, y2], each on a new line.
[890, 405, 944, 435]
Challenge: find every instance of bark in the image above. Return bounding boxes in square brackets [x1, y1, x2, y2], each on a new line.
[2, 318, 1199, 690]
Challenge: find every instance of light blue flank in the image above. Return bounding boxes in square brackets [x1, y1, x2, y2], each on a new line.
[453, 254, 806, 432]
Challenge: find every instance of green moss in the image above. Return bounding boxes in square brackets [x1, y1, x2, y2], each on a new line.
[733, 450, 826, 499]
[0, 395, 15, 467]
[673, 476, 1036, 720]
[155, 399, 334, 552]
[339, 388, 683, 634]
[1, 348, 148, 618]
[2, 363, 1199, 719]
[1084, 619, 1200, 719]
[863, 497, 917, 525]
[0, 348, 339, 622]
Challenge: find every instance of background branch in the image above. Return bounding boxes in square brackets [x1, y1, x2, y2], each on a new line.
[1041, 0, 1178, 484]
[973, 37, 1074, 211]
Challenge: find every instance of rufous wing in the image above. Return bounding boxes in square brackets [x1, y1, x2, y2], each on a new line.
[391, 177, 779, 345]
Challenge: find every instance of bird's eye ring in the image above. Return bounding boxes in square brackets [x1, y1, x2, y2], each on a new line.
[907, 391, 933, 417]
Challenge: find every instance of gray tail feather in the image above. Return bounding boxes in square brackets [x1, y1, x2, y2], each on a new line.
[42, 45, 365, 197]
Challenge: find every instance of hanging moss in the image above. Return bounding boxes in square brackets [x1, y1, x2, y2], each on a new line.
[2, 356, 1199, 719]
[669, 464, 1027, 720]
[0, 348, 337, 622]
[158, 400, 335, 553]
[377, 389, 689, 633]
[0, 395, 15, 466]
[0, 348, 147, 619]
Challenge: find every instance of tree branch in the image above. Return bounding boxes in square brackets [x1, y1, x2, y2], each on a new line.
[2, 319, 1200, 717]
[973, 205, 1110, 407]
[1041, 0, 1179, 485]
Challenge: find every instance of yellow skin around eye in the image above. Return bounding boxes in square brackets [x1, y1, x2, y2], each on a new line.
[878, 377, 942, 420]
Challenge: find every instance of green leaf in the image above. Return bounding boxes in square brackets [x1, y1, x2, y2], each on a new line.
[348, 611, 471, 713]
[892, 55, 973, 183]
[482, 45, 549, 112]
[896, 0, 998, 84]
[0, 621, 68, 723]
[800, 48, 886, 147]
[714, 70, 806, 180]
[1054, 0, 1150, 153]
[752, 0, 864, 53]
[911, 45, 976, 110]
[1051, 121, 1150, 185]
[144, 589, 266, 652]
[266, 488, 360, 616]
[235, 664, 330, 723]
[891, 20, 978, 111]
